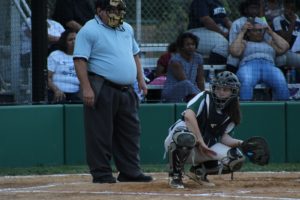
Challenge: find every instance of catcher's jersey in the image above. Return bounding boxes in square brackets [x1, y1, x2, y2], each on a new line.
[186, 91, 235, 146]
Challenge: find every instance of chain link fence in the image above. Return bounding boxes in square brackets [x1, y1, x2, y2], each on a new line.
[0, 0, 245, 104]
[0, 0, 32, 104]
[126, 0, 242, 44]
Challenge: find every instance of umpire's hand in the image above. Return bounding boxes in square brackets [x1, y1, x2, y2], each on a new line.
[138, 78, 148, 96]
[82, 86, 95, 107]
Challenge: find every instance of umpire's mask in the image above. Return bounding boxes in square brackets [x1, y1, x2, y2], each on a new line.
[96, 0, 126, 28]
[106, 0, 126, 28]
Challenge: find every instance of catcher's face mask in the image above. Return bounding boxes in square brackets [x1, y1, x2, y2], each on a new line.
[211, 71, 240, 110]
[106, 0, 126, 28]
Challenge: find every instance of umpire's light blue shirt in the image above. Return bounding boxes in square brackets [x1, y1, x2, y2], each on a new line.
[73, 15, 140, 85]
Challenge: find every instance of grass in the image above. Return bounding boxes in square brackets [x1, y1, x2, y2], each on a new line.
[0, 163, 299, 176]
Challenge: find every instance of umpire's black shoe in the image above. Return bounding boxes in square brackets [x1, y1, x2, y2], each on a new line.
[117, 173, 153, 182]
[93, 176, 116, 184]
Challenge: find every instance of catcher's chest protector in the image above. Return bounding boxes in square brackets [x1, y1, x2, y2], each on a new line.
[197, 96, 231, 146]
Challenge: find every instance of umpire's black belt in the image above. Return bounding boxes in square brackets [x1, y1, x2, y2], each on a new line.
[88, 72, 131, 91]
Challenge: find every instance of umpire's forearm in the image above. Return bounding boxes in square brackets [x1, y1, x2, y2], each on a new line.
[74, 59, 91, 90]
[134, 54, 144, 82]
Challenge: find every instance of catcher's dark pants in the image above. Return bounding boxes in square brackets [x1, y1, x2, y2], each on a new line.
[84, 75, 142, 180]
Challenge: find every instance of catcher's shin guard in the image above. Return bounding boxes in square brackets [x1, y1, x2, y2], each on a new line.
[168, 142, 193, 176]
[168, 127, 196, 176]
[209, 147, 245, 175]
[190, 147, 245, 181]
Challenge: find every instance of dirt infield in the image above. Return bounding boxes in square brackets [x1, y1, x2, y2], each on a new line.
[0, 172, 300, 200]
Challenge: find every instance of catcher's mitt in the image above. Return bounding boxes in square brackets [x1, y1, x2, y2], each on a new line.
[239, 136, 270, 166]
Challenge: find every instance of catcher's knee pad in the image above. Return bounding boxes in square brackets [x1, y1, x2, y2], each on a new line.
[223, 147, 245, 172]
[172, 126, 196, 149]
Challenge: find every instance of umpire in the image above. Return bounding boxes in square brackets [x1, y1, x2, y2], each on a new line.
[73, 0, 152, 183]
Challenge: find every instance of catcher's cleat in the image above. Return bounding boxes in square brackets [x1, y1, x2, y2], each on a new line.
[169, 174, 184, 189]
[187, 166, 215, 187]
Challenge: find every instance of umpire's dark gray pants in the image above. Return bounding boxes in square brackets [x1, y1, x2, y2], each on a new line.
[84, 76, 141, 179]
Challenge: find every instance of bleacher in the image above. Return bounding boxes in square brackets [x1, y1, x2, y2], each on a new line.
[139, 43, 169, 71]
[139, 43, 300, 103]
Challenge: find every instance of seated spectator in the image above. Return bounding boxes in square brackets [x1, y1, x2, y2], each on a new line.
[21, 6, 65, 57]
[47, 29, 81, 103]
[148, 42, 177, 86]
[156, 42, 177, 77]
[52, 0, 95, 32]
[21, 6, 65, 84]
[229, 22, 290, 101]
[161, 33, 205, 103]
[273, 1, 300, 68]
[227, 0, 269, 73]
[187, 0, 232, 64]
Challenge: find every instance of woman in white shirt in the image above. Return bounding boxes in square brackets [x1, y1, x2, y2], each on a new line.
[47, 29, 80, 103]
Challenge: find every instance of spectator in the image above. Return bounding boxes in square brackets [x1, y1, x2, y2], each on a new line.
[73, 0, 152, 183]
[52, 0, 95, 32]
[46, 6, 66, 53]
[273, 1, 300, 68]
[47, 29, 80, 103]
[229, 22, 290, 101]
[262, 0, 284, 27]
[156, 42, 177, 77]
[227, 0, 269, 73]
[21, 7, 65, 63]
[20, 19, 32, 69]
[148, 42, 177, 86]
[187, 0, 232, 64]
[165, 71, 243, 188]
[21, 6, 65, 83]
[161, 32, 205, 103]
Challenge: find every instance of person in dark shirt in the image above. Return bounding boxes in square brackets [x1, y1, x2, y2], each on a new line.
[187, 0, 232, 64]
[52, 0, 95, 32]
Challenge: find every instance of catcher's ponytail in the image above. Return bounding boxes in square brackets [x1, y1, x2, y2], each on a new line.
[224, 97, 241, 125]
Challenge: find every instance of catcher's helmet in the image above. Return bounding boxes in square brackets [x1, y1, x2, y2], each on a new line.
[211, 71, 240, 110]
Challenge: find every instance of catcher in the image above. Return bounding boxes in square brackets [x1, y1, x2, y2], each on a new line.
[164, 71, 270, 189]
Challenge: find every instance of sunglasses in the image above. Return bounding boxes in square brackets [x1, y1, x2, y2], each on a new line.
[248, 28, 266, 34]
